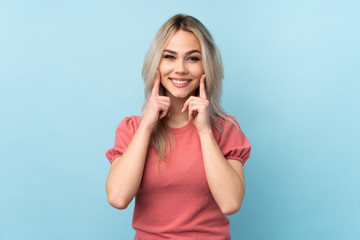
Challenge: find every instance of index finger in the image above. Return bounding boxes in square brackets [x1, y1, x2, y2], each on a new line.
[151, 71, 161, 97]
[199, 74, 207, 99]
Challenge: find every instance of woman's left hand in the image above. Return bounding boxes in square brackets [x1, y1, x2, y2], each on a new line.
[182, 75, 211, 133]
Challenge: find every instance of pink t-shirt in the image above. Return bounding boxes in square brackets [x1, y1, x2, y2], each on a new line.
[106, 115, 251, 240]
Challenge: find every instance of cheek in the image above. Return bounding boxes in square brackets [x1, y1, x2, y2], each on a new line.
[159, 62, 172, 76]
[191, 64, 204, 77]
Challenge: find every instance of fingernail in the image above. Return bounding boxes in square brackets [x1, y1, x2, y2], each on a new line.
[181, 108, 184, 112]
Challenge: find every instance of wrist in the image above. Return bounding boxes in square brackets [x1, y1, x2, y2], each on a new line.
[197, 126, 213, 138]
[138, 121, 155, 136]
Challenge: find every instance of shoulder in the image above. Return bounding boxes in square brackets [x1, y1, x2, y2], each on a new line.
[114, 115, 141, 135]
[215, 114, 249, 143]
[216, 114, 241, 131]
[122, 115, 141, 122]
[211, 115, 239, 142]
[106, 116, 141, 163]
[117, 115, 141, 128]
[215, 115, 251, 164]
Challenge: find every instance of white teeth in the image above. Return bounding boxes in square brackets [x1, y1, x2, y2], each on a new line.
[171, 79, 190, 84]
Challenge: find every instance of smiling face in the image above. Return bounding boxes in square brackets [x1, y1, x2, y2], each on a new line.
[159, 30, 204, 99]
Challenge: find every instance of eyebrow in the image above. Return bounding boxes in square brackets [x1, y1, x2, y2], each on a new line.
[163, 49, 201, 54]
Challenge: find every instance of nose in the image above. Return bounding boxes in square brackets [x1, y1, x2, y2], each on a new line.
[175, 60, 188, 74]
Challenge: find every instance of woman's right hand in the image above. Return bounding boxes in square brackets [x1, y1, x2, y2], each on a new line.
[141, 71, 171, 130]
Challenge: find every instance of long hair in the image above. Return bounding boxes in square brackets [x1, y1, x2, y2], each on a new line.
[142, 14, 231, 164]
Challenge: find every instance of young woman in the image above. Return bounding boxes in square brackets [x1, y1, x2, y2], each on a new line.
[106, 14, 251, 239]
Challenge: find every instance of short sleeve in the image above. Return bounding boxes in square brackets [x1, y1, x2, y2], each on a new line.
[105, 116, 140, 164]
[218, 116, 251, 165]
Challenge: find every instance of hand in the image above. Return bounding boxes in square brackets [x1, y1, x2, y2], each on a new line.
[182, 75, 211, 132]
[141, 71, 171, 130]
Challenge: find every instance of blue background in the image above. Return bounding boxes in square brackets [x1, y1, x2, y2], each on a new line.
[1, 0, 359, 239]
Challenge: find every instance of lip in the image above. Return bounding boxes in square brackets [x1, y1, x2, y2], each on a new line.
[169, 77, 192, 88]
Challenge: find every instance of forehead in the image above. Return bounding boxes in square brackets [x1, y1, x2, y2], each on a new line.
[165, 30, 201, 52]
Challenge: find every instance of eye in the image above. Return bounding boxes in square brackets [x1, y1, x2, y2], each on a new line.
[188, 56, 200, 61]
[163, 55, 175, 60]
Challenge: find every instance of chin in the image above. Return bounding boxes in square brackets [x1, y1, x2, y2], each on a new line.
[172, 93, 189, 99]
[170, 90, 195, 99]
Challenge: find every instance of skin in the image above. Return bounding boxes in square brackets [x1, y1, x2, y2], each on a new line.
[106, 30, 246, 215]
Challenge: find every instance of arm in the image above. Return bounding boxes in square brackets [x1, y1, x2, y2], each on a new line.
[198, 129, 245, 215]
[106, 72, 170, 209]
[105, 124, 152, 209]
[183, 75, 246, 215]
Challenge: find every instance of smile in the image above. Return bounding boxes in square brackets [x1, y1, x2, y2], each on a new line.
[169, 78, 192, 88]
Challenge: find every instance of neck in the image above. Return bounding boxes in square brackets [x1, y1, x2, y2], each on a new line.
[164, 92, 192, 128]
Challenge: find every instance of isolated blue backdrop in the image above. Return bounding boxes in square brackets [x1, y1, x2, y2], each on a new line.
[1, 0, 359, 239]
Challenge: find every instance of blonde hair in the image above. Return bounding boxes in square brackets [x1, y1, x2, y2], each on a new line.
[142, 14, 231, 164]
